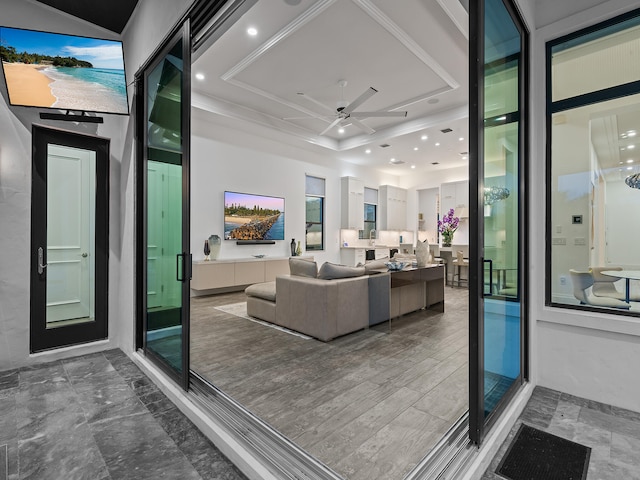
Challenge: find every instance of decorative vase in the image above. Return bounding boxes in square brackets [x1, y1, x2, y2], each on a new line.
[296, 240, 302, 256]
[203, 240, 210, 261]
[442, 232, 453, 247]
[416, 239, 429, 267]
[291, 238, 296, 256]
[208, 234, 221, 260]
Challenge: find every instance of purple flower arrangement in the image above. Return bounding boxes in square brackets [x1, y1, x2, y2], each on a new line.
[438, 208, 459, 245]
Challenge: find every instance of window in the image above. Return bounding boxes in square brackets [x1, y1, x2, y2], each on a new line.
[360, 187, 378, 240]
[547, 9, 640, 316]
[305, 175, 324, 251]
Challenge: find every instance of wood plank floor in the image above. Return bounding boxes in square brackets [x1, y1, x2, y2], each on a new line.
[190, 286, 469, 480]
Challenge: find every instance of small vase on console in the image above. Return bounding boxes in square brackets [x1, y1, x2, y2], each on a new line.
[203, 240, 210, 261]
[296, 240, 302, 256]
[416, 239, 430, 267]
[291, 238, 296, 256]
[208, 234, 221, 260]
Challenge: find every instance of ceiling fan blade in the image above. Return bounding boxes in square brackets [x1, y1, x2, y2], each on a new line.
[350, 118, 376, 135]
[283, 115, 332, 120]
[319, 117, 342, 136]
[297, 92, 334, 113]
[342, 87, 377, 114]
[350, 111, 408, 118]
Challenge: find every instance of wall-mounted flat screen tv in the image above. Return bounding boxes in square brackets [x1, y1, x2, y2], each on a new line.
[224, 191, 285, 241]
[0, 26, 128, 114]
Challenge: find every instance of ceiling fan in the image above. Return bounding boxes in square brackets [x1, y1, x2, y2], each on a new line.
[294, 80, 408, 136]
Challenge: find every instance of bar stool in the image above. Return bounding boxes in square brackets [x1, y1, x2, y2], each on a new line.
[451, 250, 469, 287]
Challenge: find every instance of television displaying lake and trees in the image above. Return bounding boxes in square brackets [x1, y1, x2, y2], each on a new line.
[0, 26, 128, 114]
[224, 191, 285, 241]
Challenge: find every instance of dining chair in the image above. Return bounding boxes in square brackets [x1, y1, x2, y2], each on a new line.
[452, 250, 469, 287]
[589, 266, 625, 300]
[569, 269, 630, 309]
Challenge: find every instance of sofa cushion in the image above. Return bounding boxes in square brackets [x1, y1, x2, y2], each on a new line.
[245, 281, 276, 301]
[289, 257, 318, 278]
[318, 262, 365, 280]
[364, 257, 389, 273]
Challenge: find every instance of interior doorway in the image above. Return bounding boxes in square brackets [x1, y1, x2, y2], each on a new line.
[30, 125, 109, 352]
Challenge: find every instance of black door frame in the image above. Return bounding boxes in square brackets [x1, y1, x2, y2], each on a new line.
[469, 0, 530, 444]
[135, 21, 191, 390]
[30, 124, 110, 353]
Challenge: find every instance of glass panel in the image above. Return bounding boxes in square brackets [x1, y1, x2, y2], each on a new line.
[145, 39, 184, 373]
[483, 0, 521, 418]
[305, 196, 323, 251]
[551, 17, 640, 102]
[550, 95, 640, 309]
[46, 144, 96, 328]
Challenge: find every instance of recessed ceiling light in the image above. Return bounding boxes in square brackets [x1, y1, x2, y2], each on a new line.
[628, 166, 634, 170]
[629, 145, 636, 149]
[627, 159, 634, 163]
[195, 73, 205, 81]
[365, 149, 371, 154]
[462, 156, 468, 160]
[411, 165, 416, 169]
[247, 27, 258, 36]
[435, 142, 440, 146]
[421, 135, 428, 141]
[414, 147, 419, 151]
[338, 128, 345, 134]
[620, 161, 625, 165]
[459, 137, 464, 141]
[629, 130, 637, 137]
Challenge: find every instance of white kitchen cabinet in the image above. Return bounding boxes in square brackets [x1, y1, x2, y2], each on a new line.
[341, 176, 364, 230]
[379, 185, 408, 230]
[440, 180, 468, 217]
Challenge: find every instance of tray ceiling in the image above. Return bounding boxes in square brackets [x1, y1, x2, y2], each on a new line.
[192, 0, 470, 174]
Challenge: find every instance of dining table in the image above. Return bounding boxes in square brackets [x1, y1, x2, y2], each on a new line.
[600, 270, 640, 304]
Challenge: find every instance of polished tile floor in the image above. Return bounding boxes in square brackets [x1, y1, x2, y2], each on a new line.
[0, 349, 246, 480]
[483, 386, 640, 480]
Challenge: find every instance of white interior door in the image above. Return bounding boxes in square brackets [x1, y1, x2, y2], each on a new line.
[46, 144, 96, 325]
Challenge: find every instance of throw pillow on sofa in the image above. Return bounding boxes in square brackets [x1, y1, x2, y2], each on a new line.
[364, 257, 389, 273]
[318, 262, 365, 280]
[289, 257, 318, 278]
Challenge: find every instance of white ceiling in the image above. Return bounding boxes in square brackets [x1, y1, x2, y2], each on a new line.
[192, 0, 470, 177]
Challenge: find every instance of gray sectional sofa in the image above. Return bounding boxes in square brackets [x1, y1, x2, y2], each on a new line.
[245, 258, 373, 342]
[244, 257, 441, 342]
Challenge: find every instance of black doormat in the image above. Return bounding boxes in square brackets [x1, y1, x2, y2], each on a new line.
[496, 424, 591, 480]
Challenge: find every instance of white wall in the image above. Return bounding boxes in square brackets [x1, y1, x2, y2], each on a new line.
[530, 0, 640, 412]
[190, 108, 400, 267]
[0, 0, 193, 370]
[0, 0, 127, 369]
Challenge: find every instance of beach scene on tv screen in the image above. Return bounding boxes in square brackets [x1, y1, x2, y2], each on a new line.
[224, 192, 285, 241]
[0, 27, 128, 114]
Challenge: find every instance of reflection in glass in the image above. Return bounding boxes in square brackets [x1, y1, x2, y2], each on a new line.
[483, 0, 521, 418]
[550, 96, 640, 311]
[145, 39, 184, 372]
[305, 196, 323, 251]
[46, 144, 96, 328]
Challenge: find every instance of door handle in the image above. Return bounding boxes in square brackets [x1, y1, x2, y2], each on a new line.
[483, 258, 493, 297]
[81, 252, 88, 258]
[38, 247, 47, 275]
[176, 253, 187, 282]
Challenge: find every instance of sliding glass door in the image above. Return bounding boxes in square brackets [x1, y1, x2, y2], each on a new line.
[469, 0, 528, 444]
[138, 22, 191, 389]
